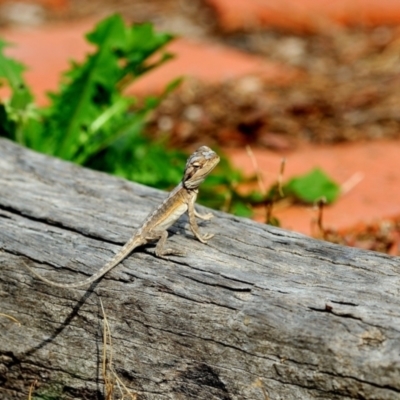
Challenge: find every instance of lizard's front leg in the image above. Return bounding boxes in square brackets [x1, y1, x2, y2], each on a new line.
[188, 200, 214, 243]
[194, 209, 214, 220]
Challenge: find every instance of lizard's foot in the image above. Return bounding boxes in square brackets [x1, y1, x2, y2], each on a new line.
[196, 232, 214, 243]
[194, 211, 214, 221]
[202, 232, 214, 241]
[156, 248, 185, 258]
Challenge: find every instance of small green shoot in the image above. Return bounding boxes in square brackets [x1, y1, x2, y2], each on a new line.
[283, 167, 340, 204]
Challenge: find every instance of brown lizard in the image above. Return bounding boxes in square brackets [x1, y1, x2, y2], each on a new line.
[23, 146, 220, 288]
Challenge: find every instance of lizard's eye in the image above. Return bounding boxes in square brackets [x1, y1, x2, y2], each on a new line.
[192, 162, 201, 168]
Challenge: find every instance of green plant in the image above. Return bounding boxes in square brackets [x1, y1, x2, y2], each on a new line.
[0, 40, 35, 144]
[0, 14, 254, 215]
[283, 167, 340, 204]
[267, 167, 340, 205]
[0, 15, 340, 219]
[0, 15, 176, 159]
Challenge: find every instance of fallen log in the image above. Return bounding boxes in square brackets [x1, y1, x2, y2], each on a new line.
[0, 138, 399, 400]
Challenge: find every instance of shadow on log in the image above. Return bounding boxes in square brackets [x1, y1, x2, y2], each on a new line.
[0, 138, 399, 400]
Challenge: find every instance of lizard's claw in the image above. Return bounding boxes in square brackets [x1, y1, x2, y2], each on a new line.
[197, 232, 214, 243]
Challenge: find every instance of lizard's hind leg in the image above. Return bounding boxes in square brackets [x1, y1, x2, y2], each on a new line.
[153, 231, 185, 258]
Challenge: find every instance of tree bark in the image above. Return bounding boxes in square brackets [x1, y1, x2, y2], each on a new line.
[0, 138, 399, 400]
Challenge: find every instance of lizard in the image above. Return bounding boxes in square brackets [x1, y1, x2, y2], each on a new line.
[23, 145, 220, 288]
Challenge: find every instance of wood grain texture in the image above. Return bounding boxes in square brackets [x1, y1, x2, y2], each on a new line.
[0, 138, 399, 400]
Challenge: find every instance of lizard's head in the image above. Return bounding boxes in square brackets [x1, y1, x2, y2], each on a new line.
[183, 146, 220, 189]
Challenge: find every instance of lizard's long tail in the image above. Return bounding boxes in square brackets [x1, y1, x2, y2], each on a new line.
[22, 235, 142, 288]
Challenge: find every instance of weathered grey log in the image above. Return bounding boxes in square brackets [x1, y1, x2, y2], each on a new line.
[0, 138, 399, 400]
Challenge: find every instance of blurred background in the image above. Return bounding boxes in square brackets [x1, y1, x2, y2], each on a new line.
[1, 0, 400, 253]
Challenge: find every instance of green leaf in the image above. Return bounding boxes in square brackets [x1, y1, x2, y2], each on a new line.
[0, 40, 35, 145]
[123, 23, 173, 73]
[0, 39, 33, 108]
[284, 168, 340, 204]
[230, 201, 253, 217]
[0, 103, 15, 139]
[36, 14, 176, 163]
[43, 15, 129, 159]
[85, 14, 127, 49]
[267, 216, 280, 227]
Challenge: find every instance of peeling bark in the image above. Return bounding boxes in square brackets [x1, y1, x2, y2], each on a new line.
[0, 138, 399, 400]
